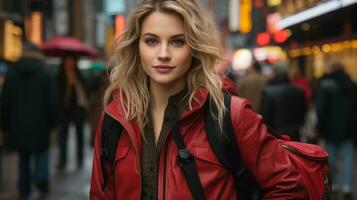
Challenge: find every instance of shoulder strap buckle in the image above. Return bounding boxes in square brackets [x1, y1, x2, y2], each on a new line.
[177, 149, 194, 165]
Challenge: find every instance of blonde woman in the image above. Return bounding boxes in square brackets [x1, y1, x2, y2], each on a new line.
[90, 0, 308, 199]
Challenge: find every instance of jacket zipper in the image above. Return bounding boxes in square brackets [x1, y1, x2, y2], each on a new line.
[105, 111, 142, 198]
[282, 144, 328, 162]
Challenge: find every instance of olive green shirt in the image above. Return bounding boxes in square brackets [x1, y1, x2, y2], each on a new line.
[141, 89, 188, 200]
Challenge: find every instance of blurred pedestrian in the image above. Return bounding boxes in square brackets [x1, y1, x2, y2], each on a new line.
[289, 64, 317, 143]
[260, 61, 306, 141]
[0, 129, 2, 182]
[87, 67, 108, 147]
[90, 0, 310, 199]
[0, 61, 7, 181]
[315, 61, 355, 199]
[237, 58, 269, 112]
[352, 83, 357, 149]
[289, 64, 312, 106]
[0, 41, 57, 199]
[57, 55, 88, 170]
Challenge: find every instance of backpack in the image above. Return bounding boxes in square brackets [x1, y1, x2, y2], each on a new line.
[100, 93, 332, 199]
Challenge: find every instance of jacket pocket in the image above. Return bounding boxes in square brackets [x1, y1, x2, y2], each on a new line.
[280, 140, 328, 161]
[191, 143, 223, 167]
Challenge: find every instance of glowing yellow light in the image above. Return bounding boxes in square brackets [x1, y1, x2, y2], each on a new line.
[4, 20, 22, 61]
[302, 47, 311, 55]
[322, 44, 331, 53]
[312, 45, 320, 54]
[105, 26, 115, 55]
[330, 43, 342, 52]
[31, 12, 43, 45]
[240, 0, 252, 33]
[267, 0, 282, 6]
[343, 41, 350, 49]
[289, 49, 301, 57]
[351, 40, 357, 48]
[313, 53, 324, 78]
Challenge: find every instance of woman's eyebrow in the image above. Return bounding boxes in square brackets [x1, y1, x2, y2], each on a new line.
[142, 32, 185, 38]
[170, 34, 185, 38]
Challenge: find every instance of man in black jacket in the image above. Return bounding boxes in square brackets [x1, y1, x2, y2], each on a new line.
[0, 41, 57, 199]
[260, 61, 306, 141]
[316, 62, 355, 199]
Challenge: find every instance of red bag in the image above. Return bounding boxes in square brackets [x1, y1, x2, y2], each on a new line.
[279, 140, 331, 199]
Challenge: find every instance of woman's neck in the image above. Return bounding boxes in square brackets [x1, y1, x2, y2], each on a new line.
[149, 80, 186, 111]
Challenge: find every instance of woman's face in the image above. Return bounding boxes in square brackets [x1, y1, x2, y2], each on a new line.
[64, 56, 76, 73]
[139, 11, 192, 89]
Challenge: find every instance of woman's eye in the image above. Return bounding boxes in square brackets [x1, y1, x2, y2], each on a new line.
[171, 39, 185, 47]
[145, 38, 158, 46]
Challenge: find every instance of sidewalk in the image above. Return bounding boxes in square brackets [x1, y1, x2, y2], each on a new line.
[0, 125, 93, 200]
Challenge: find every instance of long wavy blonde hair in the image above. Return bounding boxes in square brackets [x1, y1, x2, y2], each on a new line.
[104, 0, 225, 134]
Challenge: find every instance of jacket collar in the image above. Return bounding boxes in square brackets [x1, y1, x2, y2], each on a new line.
[105, 76, 235, 125]
[105, 87, 209, 127]
[104, 88, 209, 155]
[105, 90, 142, 157]
[180, 87, 208, 119]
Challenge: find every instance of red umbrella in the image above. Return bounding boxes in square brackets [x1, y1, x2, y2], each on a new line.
[39, 36, 99, 58]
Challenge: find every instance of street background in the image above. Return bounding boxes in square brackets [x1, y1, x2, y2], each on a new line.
[1, 0, 357, 199]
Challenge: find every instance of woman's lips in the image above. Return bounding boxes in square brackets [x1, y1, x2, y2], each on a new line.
[153, 65, 175, 73]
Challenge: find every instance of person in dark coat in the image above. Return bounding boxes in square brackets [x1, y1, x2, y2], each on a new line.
[315, 61, 355, 199]
[0, 61, 7, 182]
[0, 41, 57, 198]
[237, 58, 269, 113]
[351, 82, 357, 149]
[57, 55, 88, 170]
[260, 61, 306, 141]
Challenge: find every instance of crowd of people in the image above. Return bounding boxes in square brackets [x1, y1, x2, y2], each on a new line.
[0, 42, 107, 199]
[235, 57, 357, 199]
[0, 0, 356, 199]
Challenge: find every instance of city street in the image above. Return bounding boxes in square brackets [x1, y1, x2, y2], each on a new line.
[0, 125, 92, 200]
[1, 0, 357, 200]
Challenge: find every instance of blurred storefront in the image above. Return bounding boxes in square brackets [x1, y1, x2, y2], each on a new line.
[222, 0, 291, 76]
[0, 19, 23, 62]
[288, 37, 357, 82]
[218, 0, 357, 82]
[0, 1, 24, 62]
[272, 0, 357, 81]
[0, 0, 54, 62]
[226, 0, 266, 51]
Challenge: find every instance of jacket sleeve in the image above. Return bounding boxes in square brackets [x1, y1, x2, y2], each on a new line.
[90, 113, 116, 200]
[230, 97, 308, 199]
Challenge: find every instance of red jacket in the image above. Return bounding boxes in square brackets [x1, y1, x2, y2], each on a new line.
[90, 88, 308, 199]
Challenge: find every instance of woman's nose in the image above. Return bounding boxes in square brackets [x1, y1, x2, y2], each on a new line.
[158, 45, 171, 61]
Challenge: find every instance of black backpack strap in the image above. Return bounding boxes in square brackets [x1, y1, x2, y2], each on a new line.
[100, 113, 123, 190]
[204, 93, 244, 174]
[171, 121, 206, 200]
[204, 93, 263, 200]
